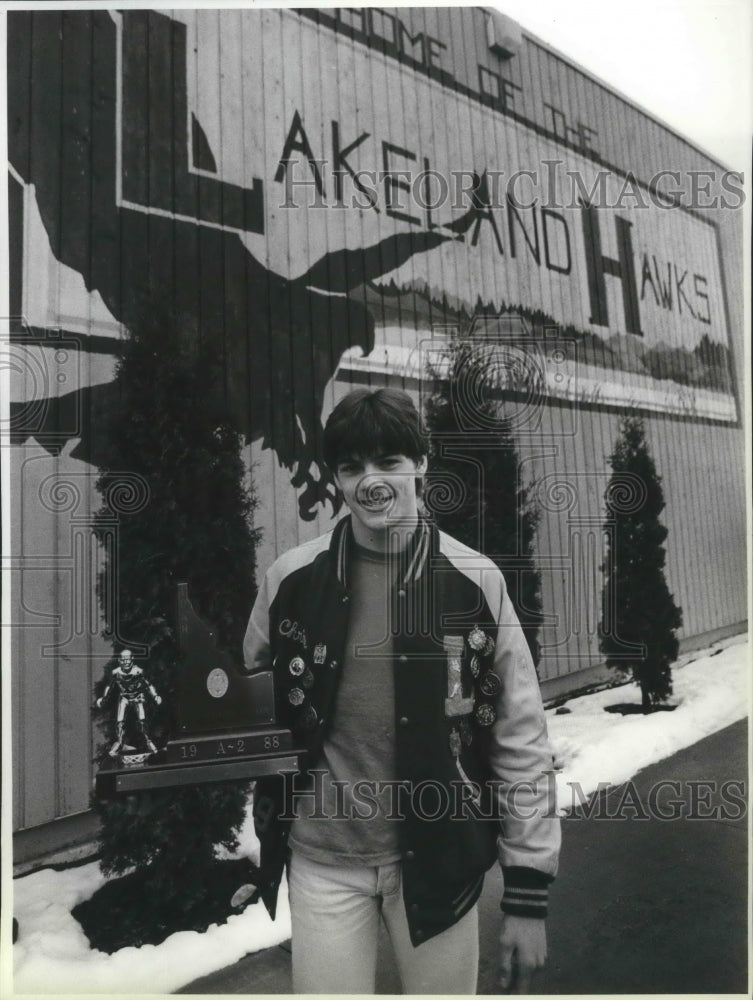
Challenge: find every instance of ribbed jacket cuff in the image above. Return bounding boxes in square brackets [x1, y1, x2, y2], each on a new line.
[501, 866, 552, 919]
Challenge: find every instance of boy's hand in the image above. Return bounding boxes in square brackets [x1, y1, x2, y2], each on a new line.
[498, 914, 547, 993]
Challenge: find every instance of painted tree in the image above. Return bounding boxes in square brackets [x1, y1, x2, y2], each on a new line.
[423, 340, 543, 666]
[91, 310, 260, 945]
[600, 414, 682, 710]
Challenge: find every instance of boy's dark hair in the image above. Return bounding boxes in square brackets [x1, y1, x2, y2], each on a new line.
[323, 388, 429, 469]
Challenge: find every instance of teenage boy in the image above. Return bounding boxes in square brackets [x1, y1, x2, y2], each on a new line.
[243, 387, 560, 994]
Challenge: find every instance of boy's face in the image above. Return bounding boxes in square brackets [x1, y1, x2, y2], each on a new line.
[333, 452, 428, 544]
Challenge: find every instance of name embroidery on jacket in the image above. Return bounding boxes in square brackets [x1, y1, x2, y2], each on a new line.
[279, 618, 308, 649]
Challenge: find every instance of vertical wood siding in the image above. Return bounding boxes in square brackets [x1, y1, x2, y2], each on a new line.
[8, 8, 745, 833]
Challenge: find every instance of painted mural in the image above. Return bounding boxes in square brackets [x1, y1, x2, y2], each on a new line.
[9, 8, 737, 521]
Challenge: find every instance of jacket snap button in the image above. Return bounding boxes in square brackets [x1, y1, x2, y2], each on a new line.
[415, 929, 424, 940]
[342, 595, 349, 603]
[398, 654, 407, 664]
[405, 849, 415, 861]
[410, 902, 419, 912]
[398, 588, 406, 598]
[330, 660, 338, 669]
[399, 716, 409, 727]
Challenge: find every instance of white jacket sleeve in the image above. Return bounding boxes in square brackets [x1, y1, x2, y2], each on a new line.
[243, 571, 272, 673]
[486, 569, 561, 913]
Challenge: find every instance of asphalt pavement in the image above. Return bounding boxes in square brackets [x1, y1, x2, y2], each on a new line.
[179, 718, 749, 995]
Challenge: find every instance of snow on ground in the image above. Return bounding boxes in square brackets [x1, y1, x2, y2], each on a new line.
[13, 821, 290, 996]
[547, 635, 749, 811]
[11, 635, 749, 995]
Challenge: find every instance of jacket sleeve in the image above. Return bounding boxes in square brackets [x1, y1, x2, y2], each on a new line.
[486, 568, 561, 918]
[243, 571, 272, 673]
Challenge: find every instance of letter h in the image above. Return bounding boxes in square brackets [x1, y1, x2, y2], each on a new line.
[580, 204, 642, 335]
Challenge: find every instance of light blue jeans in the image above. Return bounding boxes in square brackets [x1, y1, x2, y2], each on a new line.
[288, 851, 479, 994]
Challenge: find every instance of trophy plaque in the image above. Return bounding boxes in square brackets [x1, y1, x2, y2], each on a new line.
[96, 583, 301, 796]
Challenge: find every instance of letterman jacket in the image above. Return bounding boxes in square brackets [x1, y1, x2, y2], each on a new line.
[243, 516, 560, 946]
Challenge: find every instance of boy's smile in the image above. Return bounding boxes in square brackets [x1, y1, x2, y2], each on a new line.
[334, 453, 427, 550]
[356, 480, 393, 512]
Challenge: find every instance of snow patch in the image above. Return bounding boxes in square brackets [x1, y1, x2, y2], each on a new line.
[549, 637, 749, 811]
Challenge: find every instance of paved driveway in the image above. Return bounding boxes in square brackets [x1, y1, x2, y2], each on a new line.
[179, 718, 748, 994]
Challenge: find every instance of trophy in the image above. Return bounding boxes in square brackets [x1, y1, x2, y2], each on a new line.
[95, 583, 302, 795]
[96, 648, 163, 759]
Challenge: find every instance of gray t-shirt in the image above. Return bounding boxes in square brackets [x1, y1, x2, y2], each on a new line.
[289, 541, 402, 865]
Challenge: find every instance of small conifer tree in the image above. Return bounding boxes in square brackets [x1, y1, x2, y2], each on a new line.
[91, 310, 260, 943]
[424, 340, 543, 665]
[600, 414, 682, 710]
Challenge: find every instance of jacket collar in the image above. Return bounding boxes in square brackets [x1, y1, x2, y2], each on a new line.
[329, 514, 433, 591]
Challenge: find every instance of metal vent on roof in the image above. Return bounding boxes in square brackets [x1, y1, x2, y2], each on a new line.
[485, 9, 522, 59]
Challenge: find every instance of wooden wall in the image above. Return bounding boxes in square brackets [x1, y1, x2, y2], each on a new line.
[8, 7, 745, 835]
